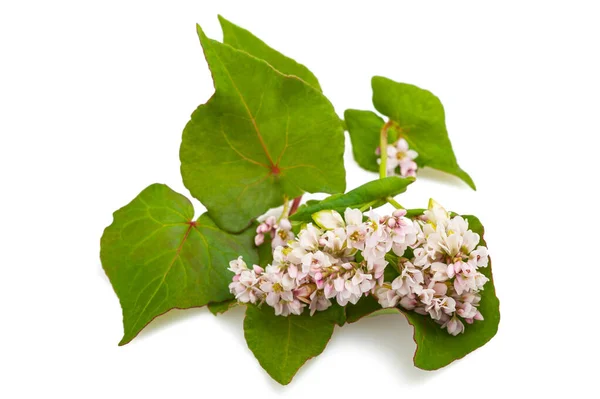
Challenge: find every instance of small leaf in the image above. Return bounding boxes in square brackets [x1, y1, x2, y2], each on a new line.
[345, 76, 475, 189]
[344, 109, 388, 172]
[244, 304, 345, 385]
[346, 213, 499, 369]
[100, 184, 257, 345]
[208, 299, 238, 315]
[219, 15, 321, 91]
[290, 176, 414, 222]
[180, 25, 345, 232]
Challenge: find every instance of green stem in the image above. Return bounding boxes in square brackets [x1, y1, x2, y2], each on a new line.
[386, 197, 404, 209]
[380, 121, 407, 210]
[379, 122, 390, 179]
[359, 200, 379, 212]
[279, 195, 290, 221]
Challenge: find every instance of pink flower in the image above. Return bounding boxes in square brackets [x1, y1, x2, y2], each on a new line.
[442, 316, 465, 336]
[309, 290, 332, 315]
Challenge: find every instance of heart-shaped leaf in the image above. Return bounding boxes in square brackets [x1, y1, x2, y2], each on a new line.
[219, 16, 321, 91]
[100, 183, 257, 345]
[244, 304, 345, 385]
[180, 25, 345, 233]
[345, 213, 499, 369]
[290, 176, 414, 222]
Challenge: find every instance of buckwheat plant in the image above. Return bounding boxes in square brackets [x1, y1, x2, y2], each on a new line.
[100, 16, 498, 386]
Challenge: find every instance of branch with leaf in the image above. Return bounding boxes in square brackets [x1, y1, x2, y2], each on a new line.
[100, 16, 499, 386]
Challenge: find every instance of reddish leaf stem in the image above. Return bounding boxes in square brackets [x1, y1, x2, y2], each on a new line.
[289, 195, 303, 216]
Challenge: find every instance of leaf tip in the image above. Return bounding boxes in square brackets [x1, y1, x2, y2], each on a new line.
[458, 169, 477, 190]
[195, 23, 207, 40]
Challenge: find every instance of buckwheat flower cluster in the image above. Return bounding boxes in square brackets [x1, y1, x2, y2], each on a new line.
[228, 207, 418, 316]
[375, 201, 490, 335]
[376, 138, 418, 177]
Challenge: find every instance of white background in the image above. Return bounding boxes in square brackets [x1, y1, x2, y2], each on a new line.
[1, 1, 598, 397]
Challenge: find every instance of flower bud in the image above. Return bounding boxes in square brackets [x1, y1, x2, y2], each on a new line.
[254, 233, 265, 246]
[392, 209, 407, 218]
[278, 218, 292, 231]
[252, 265, 264, 274]
[312, 210, 345, 230]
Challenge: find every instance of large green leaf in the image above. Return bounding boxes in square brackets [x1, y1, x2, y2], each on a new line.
[219, 15, 321, 91]
[345, 213, 499, 369]
[180, 25, 345, 233]
[290, 176, 414, 222]
[348, 76, 475, 189]
[244, 304, 345, 385]
[100, 184, 258, 345]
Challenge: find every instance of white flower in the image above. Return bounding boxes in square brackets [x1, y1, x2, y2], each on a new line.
[352, 270, 376, 294]
[229, 269, 262, 304]
[260, 271, 302, 316]
[376, 284, 400, 308]
[297, 223, 322, 252]
[344, 208, 363, 226]
[391, 261, 424, 296]
[346, 223, 368, 251]
[228, 256, 248, 274]
[363, 211, 393, 261]
[321, 227, 353, 257]
[309, 290, 332, 315]
[454, 272, 489, 295]
[426, 296, 456, 320]
[312, 209, 345, 230]
[271, 218, 294, 248]
[301, 250, 332, 274]
[470, 246, 489, 268]
[385, 139, 418, 178]
[431, 261, 450, 281]
[367, 257, 388, 284]
[389, 214, 417, 256]
[456, 301, 478, 319]
[442, 315, 465, 336]
[423, 199, 450, 228]
[399, 158, 417, 178]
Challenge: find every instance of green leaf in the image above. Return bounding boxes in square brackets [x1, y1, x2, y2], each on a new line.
[100, 184, 257, 345]
[208, 299, 238, 315]
[361, 76, 475, 189]
[218, 15, 321, 91]
[244, 304, 345, 385]
[257, 231, 274, 267]
[290, 176, 414, 222]
[345, 295, 382, 323]
[180, 25, 345, 233]
[345, 213, 499, 370]
[344, 109, 392, 172]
